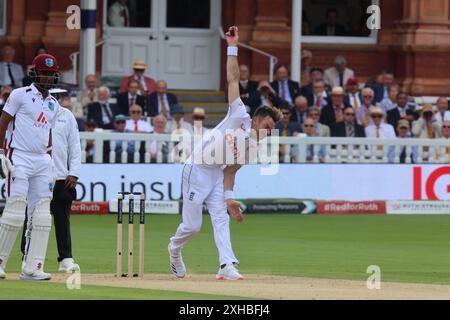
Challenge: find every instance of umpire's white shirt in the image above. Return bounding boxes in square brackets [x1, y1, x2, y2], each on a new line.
[52, 107, 81, 180]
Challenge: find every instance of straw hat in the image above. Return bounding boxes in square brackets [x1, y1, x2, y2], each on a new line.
[132, 59, 148, 70]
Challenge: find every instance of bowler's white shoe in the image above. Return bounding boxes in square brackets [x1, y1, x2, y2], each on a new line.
[216, 263, 244, 281]
[0, 266, 6, 279]
[58, 258, 80, 273]
[20, 270, 51, 281]
[168, 244, 186, 278]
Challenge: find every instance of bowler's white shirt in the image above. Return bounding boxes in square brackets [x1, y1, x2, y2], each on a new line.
[3, 84, 59, 154]
[365, 123, 396, 139]
[52, 107, 81, 180]
[189, 97, 252, 168]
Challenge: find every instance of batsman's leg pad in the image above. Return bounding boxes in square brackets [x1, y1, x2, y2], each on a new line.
[0, 198, 27, 269]
[23, 198, 52, 275]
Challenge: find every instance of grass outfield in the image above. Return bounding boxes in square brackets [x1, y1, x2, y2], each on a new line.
[2, 214, 450, 299]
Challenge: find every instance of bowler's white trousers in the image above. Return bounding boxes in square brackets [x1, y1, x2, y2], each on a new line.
[169, 163, 239, 266]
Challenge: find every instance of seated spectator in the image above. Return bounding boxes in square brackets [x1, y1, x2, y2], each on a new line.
[440, 120, 450, 162]
[108, 0, 130, 27]
[387, 91, 416, 134]
[309, 107, 330, 137]
[370, 71, 395, 104]
[111, 114, 133, 163]
[126, 104, 153, 133]
[314, 8, 347, 36]
[435, 97, 450, 124]
[306, 80, 331, 109]
[396, 119, 417, 163]
[412, 104, 441, 139]
[85, 120, 98, 163]
[248, 80, 285, 116]
[0, 86, 12, 112]
[276, 106, 301, 137]
[119, 59, 156, 96]
[291, 96, 309, 126]
[150, 115, 169, 163]
[319, 86, 345, 128]
[301, 67, 331, 97]
[381, 84, 400, 114]
[356, 88, 376, 127]
[166, 105, 193, 134]
[302, 118, 326, 163]
[58, 93, 85, 132]
[365, 107, 396, 139]
[331, 106, 366, 138]
[0, 45, 24, 88]
[277, 106, 300, 163]
[301, 50, 313, 86]
[87, 86, 119, 130]
[147, 80, 178, 118]
[239, 64, 259, 106]
[270, 64, 301, 106]
[324, 55, 355, 88]
[75, 74, 99, 119]
[344, 78, 362, 110]
[117, 79, 145, 116]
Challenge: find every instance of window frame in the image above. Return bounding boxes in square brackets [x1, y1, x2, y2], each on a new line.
[0, 0, 6, 36]
[301, 0, 380, 45]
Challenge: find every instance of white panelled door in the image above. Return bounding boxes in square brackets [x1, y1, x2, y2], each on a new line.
[102, 0, 221, 90]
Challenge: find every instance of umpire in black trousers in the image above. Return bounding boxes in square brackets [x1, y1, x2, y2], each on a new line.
[21, 98, 81, 273]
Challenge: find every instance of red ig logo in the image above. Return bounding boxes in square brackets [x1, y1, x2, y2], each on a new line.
[413, 166, 450, 200]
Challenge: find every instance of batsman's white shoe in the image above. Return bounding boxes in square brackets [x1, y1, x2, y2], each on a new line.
[0, 266, 6, 279]
[20, 270, 51, 281]
[216, 263, 244, 281]
[168, 244, 186, 278]
[58, 258, 80, 273]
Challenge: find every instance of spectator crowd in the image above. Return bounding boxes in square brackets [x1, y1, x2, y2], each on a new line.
[0, 41, 449, 164]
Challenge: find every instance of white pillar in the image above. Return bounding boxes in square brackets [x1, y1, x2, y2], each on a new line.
[291, 0, 302, 82]
[80, 0, 97, 89]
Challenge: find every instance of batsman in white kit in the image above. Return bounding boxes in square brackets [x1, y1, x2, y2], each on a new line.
[168, 26, 281, 280]
[0, 53, 61, 280]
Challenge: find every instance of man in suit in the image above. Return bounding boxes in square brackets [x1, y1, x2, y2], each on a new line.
[306, 80, 331, 109]
[290, 95, 309, 127]
[147, 80, 178, 118]
[117, 79, 145, 116]
[301, 67, 331, 97]
[271, 64, 301, 106]
[370, 71, 395, 104]
[386, 91, 416, 134]
[119, 59, 156, 96]
[343, 78, 362, 110]
[87, 86, 119, 130]
[248, 80, 285, 116]
[239, 64, 259, 106]
[320, 86, 346, 128]
[314, 8, 347, 36]
[0, 45, 24, 88]
[324, 55, 355, 88]
[308, 107, 330, 137]
[331, 106, 365, 137]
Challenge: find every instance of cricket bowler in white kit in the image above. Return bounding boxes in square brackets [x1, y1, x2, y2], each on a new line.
[169, 26, 281, 280]
[0, 54, 61, 280]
